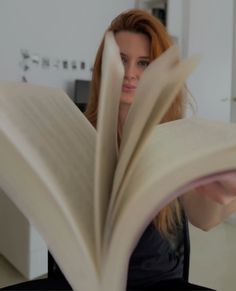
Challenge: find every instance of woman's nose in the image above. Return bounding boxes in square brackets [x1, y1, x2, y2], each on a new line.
[124, 62, 138, 80]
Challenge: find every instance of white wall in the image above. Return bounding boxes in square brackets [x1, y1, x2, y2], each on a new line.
[186, 0, 234, 122]
[167, 0, 184, 55]
[231, 1, 236, 122]
[0, 0, 135, 97]
[168, 0, 234, 122]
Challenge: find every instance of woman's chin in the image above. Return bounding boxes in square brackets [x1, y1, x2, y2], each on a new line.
[120, 94, 134, 106]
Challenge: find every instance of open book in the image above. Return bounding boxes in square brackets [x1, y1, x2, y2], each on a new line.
[1, 32, 236, 291]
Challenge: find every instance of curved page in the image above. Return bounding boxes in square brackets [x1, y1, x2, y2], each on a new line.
[0, 82, 97, 291]
[94, 32, 124, 254]
[102, 118, 236, 291]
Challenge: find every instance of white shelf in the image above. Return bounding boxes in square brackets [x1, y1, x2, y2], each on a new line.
[0, 189, 47, 279]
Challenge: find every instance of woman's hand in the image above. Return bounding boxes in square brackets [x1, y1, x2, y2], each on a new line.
[194, 172, 236, 205]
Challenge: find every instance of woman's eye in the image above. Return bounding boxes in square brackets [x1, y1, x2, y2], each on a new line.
[121, 56, 127, 65]
[138, 60, 150, 68]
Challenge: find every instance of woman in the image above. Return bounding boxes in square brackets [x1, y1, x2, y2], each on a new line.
[3, 8, 236, 291]
[85, 8, 236, 290]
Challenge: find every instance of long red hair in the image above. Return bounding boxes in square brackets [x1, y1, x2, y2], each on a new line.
[85, 9, 184, 238]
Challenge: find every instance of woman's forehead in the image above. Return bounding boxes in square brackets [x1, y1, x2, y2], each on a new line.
[115, 31, 150, 57]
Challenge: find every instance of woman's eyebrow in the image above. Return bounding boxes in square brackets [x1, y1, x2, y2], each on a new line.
[138, 56, 150, 59]
[120, 52, 150, 59]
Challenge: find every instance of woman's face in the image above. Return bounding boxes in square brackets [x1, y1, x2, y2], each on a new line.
[115, 31, 151, 106]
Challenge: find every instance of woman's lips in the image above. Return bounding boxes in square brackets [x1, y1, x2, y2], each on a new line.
[122, 84, 136, 93]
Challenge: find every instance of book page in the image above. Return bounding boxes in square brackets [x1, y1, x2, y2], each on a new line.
[0, 82, 98, 291]
[94, 32, 124, 255]
[102, 118, 236, 291]
[106, 51, 199, 233]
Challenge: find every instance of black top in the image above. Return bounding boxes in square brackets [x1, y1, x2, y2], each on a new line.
[3, 218, 216, 290]
[127, 223, 185, 290]
[47, 222, 186, 289]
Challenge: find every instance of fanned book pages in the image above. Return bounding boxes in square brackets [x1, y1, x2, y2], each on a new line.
[1, 32, 236, 291]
